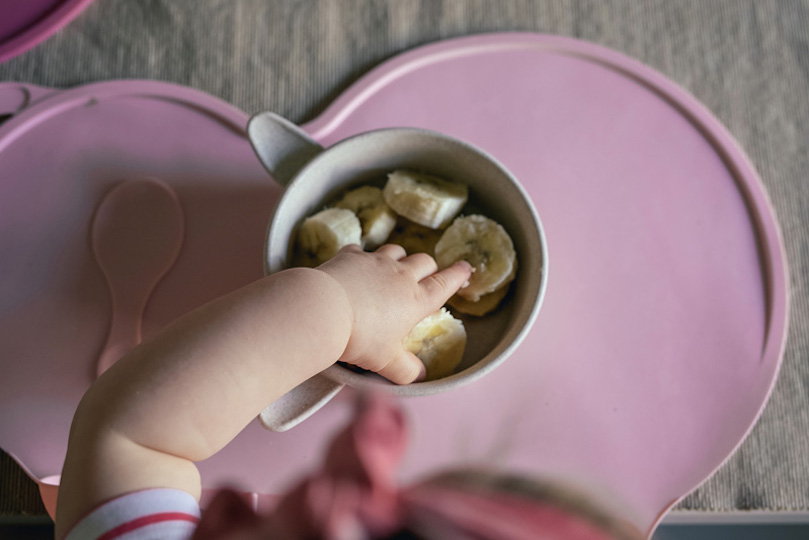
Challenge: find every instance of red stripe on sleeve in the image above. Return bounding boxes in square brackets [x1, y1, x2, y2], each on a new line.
[96, 512, 199, 540]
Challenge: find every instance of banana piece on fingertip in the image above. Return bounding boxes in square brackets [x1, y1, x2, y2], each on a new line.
[435, 214, 517, 302]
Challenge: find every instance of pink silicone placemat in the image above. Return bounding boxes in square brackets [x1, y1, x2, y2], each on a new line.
[0, 33, 788, 537]
[0, 0, 94, 64]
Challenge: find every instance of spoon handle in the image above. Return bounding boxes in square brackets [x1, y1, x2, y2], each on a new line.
[96, 305, 142, 376]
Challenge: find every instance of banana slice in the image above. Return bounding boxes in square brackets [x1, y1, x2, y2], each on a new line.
[386, 217, 444, 256]
[383, 170, 468, 229]
[434, 215, 517, 302]
[448, 283, 510, 317]
[334, 186, 397, 250]
[403, 307, 467, 381]
[294, 207, 361, 267]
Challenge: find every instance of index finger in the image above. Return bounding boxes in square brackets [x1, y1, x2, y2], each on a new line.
[419, 261, 472, 311]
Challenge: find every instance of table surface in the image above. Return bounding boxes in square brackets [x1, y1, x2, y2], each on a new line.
[1, 0, 808, 518]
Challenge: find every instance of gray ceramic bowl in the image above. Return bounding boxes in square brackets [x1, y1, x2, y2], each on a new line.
[248, 112, 548, 431]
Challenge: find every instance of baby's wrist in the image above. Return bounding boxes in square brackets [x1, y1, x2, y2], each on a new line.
[283, 267, 354, 364]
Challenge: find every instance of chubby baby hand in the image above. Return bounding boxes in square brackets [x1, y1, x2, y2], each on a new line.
[318, 244, 471, 384]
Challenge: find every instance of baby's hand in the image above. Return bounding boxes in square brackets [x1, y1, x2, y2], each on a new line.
[318, 244, 471, 384]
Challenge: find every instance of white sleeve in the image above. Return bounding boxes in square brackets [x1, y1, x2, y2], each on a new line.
[63, 488, 200, 540]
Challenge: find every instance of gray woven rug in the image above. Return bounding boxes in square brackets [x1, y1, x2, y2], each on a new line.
[1, 0, 808, 515]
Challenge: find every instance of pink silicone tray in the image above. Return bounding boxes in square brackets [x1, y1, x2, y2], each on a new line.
[0, 33, 788, 537]
[0, 0, 94, 64]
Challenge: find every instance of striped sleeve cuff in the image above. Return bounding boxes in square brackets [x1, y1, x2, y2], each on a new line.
[64, 488, 200, 540]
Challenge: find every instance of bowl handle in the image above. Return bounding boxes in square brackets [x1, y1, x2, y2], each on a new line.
[258, 373, 344, 432]
[247, 111, 324, 187]
[248, 112, 339, 431]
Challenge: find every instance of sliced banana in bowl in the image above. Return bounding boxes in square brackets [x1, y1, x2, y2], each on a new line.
[334, 186, 397, 250]
[293, 207, 361, 267]
[448, 283, 511, 317]
[435, 214, 518, 303]
[383, 170, 468, 229]
[387, 217, 444, 257]
[403, 308, 467, 381]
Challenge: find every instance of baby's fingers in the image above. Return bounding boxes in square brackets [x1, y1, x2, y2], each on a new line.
[377, 350, 427, 385]
[400, 252, 438, 280]
[419, 261, 472, 309]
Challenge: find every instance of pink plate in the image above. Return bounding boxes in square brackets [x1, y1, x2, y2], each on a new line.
[0, 0, 94, 64]
[0, 33, 788, 538]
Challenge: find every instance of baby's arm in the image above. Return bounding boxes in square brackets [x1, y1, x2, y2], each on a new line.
[54, 244, 471, 538]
